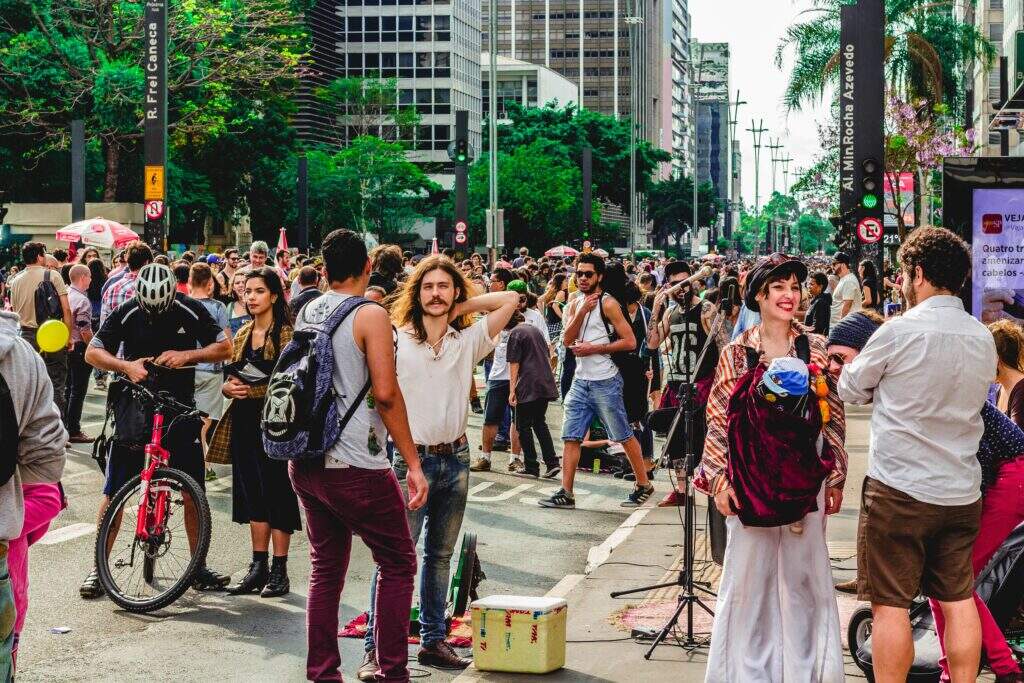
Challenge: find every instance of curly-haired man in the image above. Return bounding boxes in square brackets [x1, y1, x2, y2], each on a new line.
[839, 227, 997, 683]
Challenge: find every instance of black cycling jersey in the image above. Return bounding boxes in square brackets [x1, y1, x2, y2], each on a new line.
[91, 293, 225, 404]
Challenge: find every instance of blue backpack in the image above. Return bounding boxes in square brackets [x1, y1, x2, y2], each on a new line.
[262, 295, 372, 460]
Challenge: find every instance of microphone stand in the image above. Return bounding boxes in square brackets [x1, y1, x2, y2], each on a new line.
[610, 288, 729, 655]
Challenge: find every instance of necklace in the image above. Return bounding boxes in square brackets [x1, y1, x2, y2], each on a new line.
[426, 335, 445, 360]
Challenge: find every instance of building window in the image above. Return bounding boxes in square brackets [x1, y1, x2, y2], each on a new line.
[990, 22, 1003, 43]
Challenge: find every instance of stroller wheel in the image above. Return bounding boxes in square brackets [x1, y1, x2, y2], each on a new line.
[848, 605, 875, 681]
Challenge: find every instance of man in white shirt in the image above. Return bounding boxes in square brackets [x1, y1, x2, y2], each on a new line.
[361, 255, 517, 675]
[839, 227, 994, 683]
[829, 251, 862, 328]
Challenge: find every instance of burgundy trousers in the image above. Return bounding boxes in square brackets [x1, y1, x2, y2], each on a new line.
[289, 461, 417, 683]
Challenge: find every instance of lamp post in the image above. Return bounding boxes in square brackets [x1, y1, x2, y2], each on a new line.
[487, 0, 499, 264]
[727, 90, 746, 239]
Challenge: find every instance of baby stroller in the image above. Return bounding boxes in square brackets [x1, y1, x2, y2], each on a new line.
[848, 521, 1024, 682]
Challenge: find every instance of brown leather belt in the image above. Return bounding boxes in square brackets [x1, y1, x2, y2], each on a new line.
[416, 434, 468, 457]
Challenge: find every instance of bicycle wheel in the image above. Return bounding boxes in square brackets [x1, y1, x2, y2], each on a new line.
[95, 467, 212, 613]
[449, 532, 477, 618]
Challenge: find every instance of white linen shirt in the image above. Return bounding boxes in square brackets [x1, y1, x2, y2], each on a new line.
[838, 295, 996, 506]
[398, 315, 497, 446]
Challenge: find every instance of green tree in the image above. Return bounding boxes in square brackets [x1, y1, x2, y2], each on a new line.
[488, 102, 672, 212]
[646, 172, 719, 249]
[445, 139, 603, 253]
[315, 76, 420, 146]
[0, 0, 307, 200]
[272, 137, 440, 246]
[775, 0, 994, 111]
[792, 212, 835, 253]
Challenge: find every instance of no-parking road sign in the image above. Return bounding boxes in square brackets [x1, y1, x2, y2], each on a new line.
[857, 217, 882, 244]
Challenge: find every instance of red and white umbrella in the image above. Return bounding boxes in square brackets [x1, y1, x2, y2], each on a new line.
[55, 218, 139, 249]
[545, 245, 578, 258]
[277, 227, 289, 255]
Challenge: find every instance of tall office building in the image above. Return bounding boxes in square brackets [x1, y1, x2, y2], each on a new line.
[665, 0, 693, 178]
[318, 0, 482, 188]
[695, 42, 730, 237]
[480, 0, 680, 158]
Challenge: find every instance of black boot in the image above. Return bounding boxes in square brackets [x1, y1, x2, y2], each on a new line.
[226, 559, 269, 595]
[260, 557, 290, 598]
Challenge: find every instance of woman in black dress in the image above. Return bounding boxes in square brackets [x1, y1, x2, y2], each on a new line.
[210, 267, 300, 598]
[858, 259, 882, 313]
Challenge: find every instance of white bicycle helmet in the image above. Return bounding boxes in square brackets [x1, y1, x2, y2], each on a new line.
[135, 263, 177, 315]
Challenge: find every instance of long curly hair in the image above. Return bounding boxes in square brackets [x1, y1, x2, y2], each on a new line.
[391, 255, 478, 342]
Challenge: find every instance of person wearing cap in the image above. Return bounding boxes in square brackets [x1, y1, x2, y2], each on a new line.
[829, 251, 862, 329]
[838, 227, 997, 683]
[697, 252, 847, 682]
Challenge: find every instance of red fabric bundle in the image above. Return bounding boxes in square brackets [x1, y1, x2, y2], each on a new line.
[726, 363, 835, 527]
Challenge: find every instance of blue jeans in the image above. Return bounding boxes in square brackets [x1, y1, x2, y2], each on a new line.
[366, 447, 471, 649]
[1, 544, 14, 682]
[561, 374, 633, 443]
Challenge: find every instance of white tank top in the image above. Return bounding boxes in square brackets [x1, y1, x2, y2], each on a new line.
[574, 294, 619, 381]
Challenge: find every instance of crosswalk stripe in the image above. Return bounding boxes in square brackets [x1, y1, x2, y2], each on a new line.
[37, 522, 95, 545]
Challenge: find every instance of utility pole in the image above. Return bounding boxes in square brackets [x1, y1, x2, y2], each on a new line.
[780, 156, 793, 194]
[488, 0, 499, 264]
[767, 138, 783, 196]
[726, 91, 746, 240]
[746, 119, 768, 213]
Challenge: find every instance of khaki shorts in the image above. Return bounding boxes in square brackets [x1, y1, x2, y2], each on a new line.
[194, 370, 224, 421]
[857, 476, 981, 608]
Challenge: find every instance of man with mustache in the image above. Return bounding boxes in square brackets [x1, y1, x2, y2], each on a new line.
[359, 255, 517, 677]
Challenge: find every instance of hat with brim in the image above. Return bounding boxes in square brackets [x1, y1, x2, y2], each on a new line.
[743, 254, 809, 313]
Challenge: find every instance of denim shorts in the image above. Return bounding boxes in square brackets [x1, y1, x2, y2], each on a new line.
[561, 373, 633, 443]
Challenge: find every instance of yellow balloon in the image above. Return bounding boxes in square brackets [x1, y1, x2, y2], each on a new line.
[37, 320, 69, 353]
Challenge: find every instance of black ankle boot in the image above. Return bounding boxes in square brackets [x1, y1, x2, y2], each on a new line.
[260, 561, 290, 598]
[226, 559, 269, 595]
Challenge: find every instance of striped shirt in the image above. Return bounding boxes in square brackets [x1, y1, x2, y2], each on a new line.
[100, 270, 139, 325]
[694, 323, 848, 497]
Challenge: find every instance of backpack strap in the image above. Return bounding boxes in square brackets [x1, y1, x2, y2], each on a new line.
[743, 346, 760, 374]
[0, 371, 20, 488]
[596, 293, 622, 342]
[794, 334, 811, 364]
[315, 295, 375, 433]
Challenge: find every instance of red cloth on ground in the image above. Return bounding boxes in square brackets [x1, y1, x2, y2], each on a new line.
[339, 612, 473, 649]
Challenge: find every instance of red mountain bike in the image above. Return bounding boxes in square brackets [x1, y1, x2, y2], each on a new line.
[94, 379, 212, 612]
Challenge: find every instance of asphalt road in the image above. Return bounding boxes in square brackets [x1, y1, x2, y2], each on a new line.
[17, 383, 645, 682]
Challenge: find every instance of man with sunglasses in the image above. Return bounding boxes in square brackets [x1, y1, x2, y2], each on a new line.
[538, 253, 654, 509]
[215, 248, 240, 300]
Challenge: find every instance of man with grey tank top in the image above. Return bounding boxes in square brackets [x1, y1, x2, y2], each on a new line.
[288, 229, 427, 683]
[539, 252, 654, 509]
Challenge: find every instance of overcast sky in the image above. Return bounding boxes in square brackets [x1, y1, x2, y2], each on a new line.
[690, 0, 828, 208]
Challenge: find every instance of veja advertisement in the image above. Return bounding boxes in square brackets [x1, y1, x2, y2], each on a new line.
[973, 189, 1024, 325]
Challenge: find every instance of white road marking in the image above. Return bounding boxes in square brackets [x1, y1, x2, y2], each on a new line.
[585, 508, 651, 573]
[37, 522, 95, 546]
[467, 481, 493, 497]
[467, 483, 535, 502]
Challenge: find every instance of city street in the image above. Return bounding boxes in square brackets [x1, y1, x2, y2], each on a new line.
[16, 383, 643, 682]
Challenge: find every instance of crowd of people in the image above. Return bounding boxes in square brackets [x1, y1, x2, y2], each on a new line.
[0, 226, 1022, 683]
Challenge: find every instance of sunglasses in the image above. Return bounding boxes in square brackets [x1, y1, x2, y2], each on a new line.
[576, 271, 597, 279]
[827, 353, 846, 368]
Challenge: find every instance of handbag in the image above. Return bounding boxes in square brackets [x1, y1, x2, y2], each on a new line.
[91, 406, 112, 473]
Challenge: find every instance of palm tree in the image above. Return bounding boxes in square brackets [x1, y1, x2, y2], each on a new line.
[776, 0, 995, 112]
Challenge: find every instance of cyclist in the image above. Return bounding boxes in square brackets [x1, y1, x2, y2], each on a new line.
[80, 262, 233, 598]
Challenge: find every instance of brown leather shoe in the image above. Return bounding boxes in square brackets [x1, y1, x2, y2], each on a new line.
[417, 641, 471, 670]
[356, 650, 379, 682]
[69, 432, 95, 444]
[835, 577, 858, 594]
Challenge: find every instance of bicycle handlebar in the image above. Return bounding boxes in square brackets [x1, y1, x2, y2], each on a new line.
[112, 377, 206, 420]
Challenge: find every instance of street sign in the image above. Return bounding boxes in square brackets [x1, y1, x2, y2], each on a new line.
[857, 216, 882, 244]
[455, 220, 467, 233]
[1016, 31, 1024, 91]
[145, 200, 164, 220]
[144, 165, 164, 201]
[454, 232, 467, 245]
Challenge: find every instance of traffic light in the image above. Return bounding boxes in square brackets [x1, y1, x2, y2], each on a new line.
[455, 139, 468, 164]
[860, 158, 881, 210]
